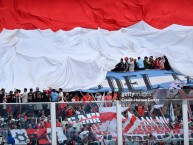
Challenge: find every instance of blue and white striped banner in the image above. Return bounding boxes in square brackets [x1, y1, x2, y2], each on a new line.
[83, 70, 193, 93]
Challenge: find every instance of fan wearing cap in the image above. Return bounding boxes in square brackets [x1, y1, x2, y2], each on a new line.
[104, 91, 112, 107]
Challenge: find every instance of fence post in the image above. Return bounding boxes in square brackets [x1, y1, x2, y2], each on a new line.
[182, 99, 189, 145]
[50, 102, 57, 145]
[116, 101, 123, 145]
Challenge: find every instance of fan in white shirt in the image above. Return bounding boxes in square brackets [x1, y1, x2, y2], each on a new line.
[58, 88, 64, 102]
[20, 88, 28, 103]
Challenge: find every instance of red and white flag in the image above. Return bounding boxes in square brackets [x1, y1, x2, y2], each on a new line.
[123, 112, 140, 133]
[1, 1, 193, 91]
[99, 106, 128, 122]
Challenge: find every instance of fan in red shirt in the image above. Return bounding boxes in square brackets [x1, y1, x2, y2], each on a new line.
[72, 94, 80, 102]
[113, 90, 119, 101]
[82, 92, 93, 101]
[45, 120, 51, 128]
[17, 112, 28, 121]
[66, 106, 74, 118]
[56, 119, 61, 127]
[154, 57, 163, 69]
[138, 104, 145, 116]
[104, 91, 113, 107]
[38, 120, 46, 129]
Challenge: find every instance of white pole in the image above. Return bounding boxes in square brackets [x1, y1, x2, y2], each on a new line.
[50, 102, 57, 145]
[182, 99, 189, 145]
[116, 101, 123, 145]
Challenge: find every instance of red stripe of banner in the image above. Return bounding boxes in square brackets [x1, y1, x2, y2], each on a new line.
[1, 0, 193, 31]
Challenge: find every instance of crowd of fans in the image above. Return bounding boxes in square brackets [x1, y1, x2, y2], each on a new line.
[0, 87, 192, 144]
[112, 56, 171, 72]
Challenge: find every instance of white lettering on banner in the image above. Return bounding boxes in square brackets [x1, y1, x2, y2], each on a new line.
[68, 112, 101, 124]
[100, 71, 192, 92]
[67, 116, 76, 123]
[78, 115, 87, 121]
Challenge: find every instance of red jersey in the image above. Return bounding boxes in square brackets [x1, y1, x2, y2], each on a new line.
[113, 93, 118, 100]
[83, 95, 93, 101]
[66, 108, 74, 117]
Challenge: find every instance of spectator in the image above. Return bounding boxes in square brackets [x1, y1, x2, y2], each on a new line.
[59, 88, 64, 101]
[71, 94, 80, 102]
[134, 59, 138, 70]
[28, 88, 34, 102]
[20, 88, 28, 103]
[66, 106, 74, 118]
[112, 58, 125, 72]
[144, 56, 151, 69]
[14, 89, 20, 103]
[0, 88, 5, 103]
[38, 119, 46, 129]
[68, 125, 77, 139]
[72, 132, 82, 144]
[124, 57, 129, 72]
[82, 93, 93, 102]
[154, 57, 161, 69]
[66, 139, 75, 145]
[149, 56, 155, 69]
[164, 56, 171, 70]
[42, 89, 49, 102]
[138, 104, 145, 116]
[6, 132, 15, 145]
[95, 92, 103, 101]
[34, 87, 42, 102]
[61, 117, 69, 130]
[113, 89, 119, 101]
[159, 57, 165, 70]
[51, 89, 59, 102]
[137, 57, 145, 70]
[17, 112, 28, 122]
[128, 57, 135, 72]
[7, 91, 14, 103]
[147, 134, 155, 145]
[82, 134, 88, 144]
[73, 119, 83, 133]
[56, 118, 61, 127]
[104, 91, 112, 107]
[30, 134, 39, 145]
[87, 128, 96, 144]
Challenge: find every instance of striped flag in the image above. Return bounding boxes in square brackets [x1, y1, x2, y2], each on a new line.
[123, 112, 140, 133]
[99, 106, 128, 122]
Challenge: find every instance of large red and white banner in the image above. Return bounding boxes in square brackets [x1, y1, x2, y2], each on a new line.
[0, 1, 193, 91]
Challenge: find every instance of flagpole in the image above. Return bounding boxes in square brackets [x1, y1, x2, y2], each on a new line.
[182, 99, 189, 145]
[116, 101, 123, 145]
